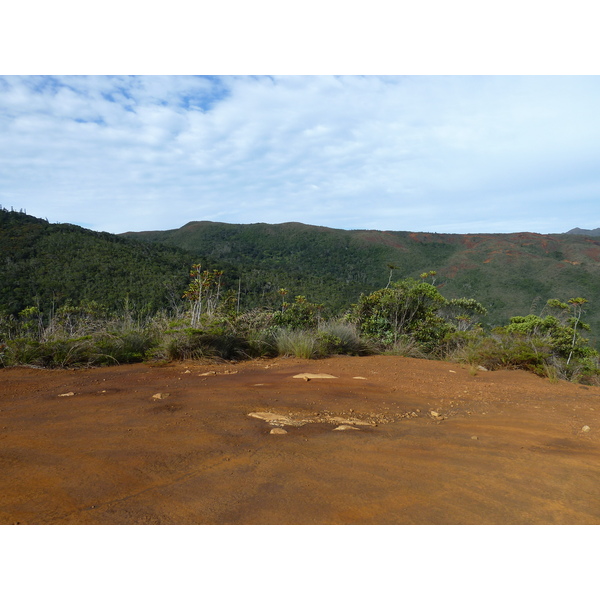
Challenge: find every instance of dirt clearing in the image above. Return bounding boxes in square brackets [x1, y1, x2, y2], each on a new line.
[1, 355, 599, 524]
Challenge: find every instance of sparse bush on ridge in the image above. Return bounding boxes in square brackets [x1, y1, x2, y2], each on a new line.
[1, 267, 599, 385]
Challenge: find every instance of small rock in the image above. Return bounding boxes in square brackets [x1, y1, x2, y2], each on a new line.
[471, 436, 479, 440]
[477, 365, 488, 372]
[333, 425, 360, 431]
[292, 373, 338, 379]
[270, 428, 288, 435]
[152, 393, 170, 400]
[582, 425, 591, 433]
[58, 392, 75, 397]
[449, 370, 456, 373]
[330, 416, 374, 426]
[353, 377, 367, 380]
[199, 371, 216, 377]
[249, 412, 305, 427]
[430, 411, 440, 418]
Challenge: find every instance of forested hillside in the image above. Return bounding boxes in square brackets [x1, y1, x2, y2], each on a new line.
[123, 221, 600, 339]
[3, 208, 600, 345]
[0, 209, 207, 314]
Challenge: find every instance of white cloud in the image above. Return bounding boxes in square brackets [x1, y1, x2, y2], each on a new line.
[1, 75, 599, 234]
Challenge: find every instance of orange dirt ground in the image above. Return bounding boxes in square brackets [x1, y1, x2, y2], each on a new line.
[1, 355, 599, 525]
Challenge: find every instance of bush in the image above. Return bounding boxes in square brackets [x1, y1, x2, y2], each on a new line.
[93, 331, 158, 364]
[464, 332, 552, 375]
[275, 329, 320, 359]
[0, 331, 159, 368]
[273, 296, 323, 330]
[165, 329, 249, 361]
[350, 278, 486, 354]
[245, 328, 278, 358]
[382, 335, 428, 359]
[316, 321, 372, 356]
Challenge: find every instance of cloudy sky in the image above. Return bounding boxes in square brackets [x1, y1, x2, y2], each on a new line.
[1, 74, 599, 235]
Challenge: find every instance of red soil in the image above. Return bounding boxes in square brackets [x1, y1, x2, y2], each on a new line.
[1, 355, 599, 525]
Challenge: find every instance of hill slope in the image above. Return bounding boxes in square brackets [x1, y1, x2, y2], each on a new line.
[123, 221, 600, 338]
[565, 227, 600, 237]
[0, 209, 207, 314]
[3, 208, 600, 345]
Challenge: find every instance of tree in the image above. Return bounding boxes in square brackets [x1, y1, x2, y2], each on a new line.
[351, 277, 486, 352]
[182, 264, 224, 327]
[501, 298, 597, 370]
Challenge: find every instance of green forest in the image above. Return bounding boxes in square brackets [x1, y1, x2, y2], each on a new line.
[1, 207, 599, 384]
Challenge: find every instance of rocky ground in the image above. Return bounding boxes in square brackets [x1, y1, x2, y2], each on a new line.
[1, 355, 599, 524]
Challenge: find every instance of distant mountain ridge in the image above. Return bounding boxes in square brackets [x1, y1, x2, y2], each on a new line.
[564, 227, 600, 236]
[122, 220, 600, 341]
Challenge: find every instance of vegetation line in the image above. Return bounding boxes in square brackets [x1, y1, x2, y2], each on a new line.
[1, 261, 598, 385]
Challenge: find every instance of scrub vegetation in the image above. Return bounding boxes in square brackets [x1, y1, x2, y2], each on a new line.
[1, 207, 599, 383]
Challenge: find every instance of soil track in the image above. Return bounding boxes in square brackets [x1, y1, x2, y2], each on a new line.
[1, 355, 599, 524]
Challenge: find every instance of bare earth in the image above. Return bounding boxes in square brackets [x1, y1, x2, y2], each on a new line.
[1, 355, 599, 525]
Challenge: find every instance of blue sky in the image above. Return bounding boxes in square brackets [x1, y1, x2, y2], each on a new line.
[1, 74, 599, 235]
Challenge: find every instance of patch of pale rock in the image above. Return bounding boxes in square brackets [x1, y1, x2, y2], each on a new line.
[292, 373, 338, 380]
[249, 412, 306, 427]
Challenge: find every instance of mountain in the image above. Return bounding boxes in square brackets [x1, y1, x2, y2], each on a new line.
[0, 209, 215, 314]
[122, 221, 600, 338]
[564, 227, 600, 237]
[3, 208, 600, 345]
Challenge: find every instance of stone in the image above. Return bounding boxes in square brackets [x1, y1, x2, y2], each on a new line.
[292, 373, 338, 379]
[471, 436, 479, 440]
[353, 377, 367, 380]
[58, 392, 75, 397]
[248, 412, 306, 427]
[330, 416, 374, 426]
[198, 371, 216, 377]
[430, 411, 440, 417]
[270, 428, 288, 435]
[582, 425, 591, 433]
[152, 393, 170, 400]
[477, 366, 488, 372]
[333, 425, 360, 431]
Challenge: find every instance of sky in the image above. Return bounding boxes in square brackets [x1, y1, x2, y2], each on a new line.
[2, 74, 600, 235]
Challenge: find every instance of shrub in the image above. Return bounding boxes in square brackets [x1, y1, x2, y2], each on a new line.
[165, 329, 249, 361]
[275, 329, 320, 359]
[93, 331, 158, 364]
[245, 328, 278, 358]
[316, 321, 372, 356]
[382, 335, 428, 359]
[464, 332, 552, 375]
[350, 278, 486, 354]
[273, 296, 323, 330]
